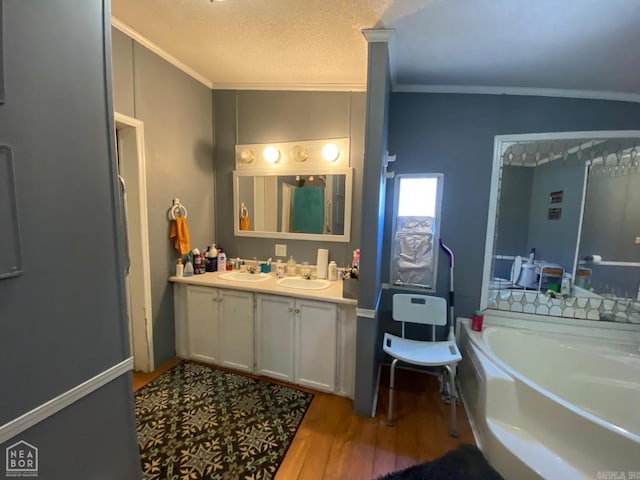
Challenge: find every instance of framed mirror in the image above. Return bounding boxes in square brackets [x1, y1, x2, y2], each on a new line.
[233, 168, 353, 242]
[481, 131, 640, 325]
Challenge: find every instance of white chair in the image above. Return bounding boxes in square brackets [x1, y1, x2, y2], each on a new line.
[383, 294, 462, 436]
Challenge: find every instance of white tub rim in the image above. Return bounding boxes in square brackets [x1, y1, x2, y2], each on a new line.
[459, 317, 640, 444]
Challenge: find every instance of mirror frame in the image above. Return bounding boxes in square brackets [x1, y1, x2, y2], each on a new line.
[480, 130, 640, 322]
[233, 167, 353, 242]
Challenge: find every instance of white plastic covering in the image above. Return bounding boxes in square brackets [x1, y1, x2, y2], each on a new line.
[391, 216, 435, 288]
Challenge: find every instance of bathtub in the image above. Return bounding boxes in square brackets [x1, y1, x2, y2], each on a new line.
[458, 316, 640, 479]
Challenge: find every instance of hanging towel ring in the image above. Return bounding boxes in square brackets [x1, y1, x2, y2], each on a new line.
[169, 198, 188, 219]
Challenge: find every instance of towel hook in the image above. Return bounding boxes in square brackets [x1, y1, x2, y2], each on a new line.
[169, 198, 188, 219]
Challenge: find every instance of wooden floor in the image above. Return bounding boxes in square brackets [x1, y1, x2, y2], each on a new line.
[133, 359, 475, 480]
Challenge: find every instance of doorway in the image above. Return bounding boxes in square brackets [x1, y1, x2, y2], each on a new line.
[115, 112, 154, 372]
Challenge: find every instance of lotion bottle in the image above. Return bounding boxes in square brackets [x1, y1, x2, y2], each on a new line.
[328, 261, 338, 281]
[217, 246, 226, 272]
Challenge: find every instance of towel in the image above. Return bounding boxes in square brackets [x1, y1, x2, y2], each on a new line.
[293, 187, 324, 234]
[169, 217, 191, 255]
[239, 202, 250, 231]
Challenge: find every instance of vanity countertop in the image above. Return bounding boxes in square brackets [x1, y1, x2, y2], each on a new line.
[169, 271, 357, 306]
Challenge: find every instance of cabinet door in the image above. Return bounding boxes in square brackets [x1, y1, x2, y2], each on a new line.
[256, 294, 295, 382]
[295, 298, 337, 392]
[219, 289, 254, 373]
[186, 286, 220, 364]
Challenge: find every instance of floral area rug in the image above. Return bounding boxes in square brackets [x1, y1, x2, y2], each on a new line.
[135, 362, 313, 480]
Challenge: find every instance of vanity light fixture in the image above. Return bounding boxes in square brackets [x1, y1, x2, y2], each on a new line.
[263, 146, 280, 164]
[239, 149, 255, 164]
[290, 144, 309, 162]
[322, 143, 340, 162]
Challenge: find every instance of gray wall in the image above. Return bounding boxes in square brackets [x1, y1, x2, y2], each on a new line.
[0, 1, 139, 478]
[212, 90, 365, 267]
[581, 169, 640, 262]
[353, 40, 391, 416]
[495, 165, 534, 277]
[496, 166, 534, 256]
[580, 169, 640, 297]
[527, 160, 586, 272]
[497, 161, 586, 275]
[386, 93, 640, 320]
[111, 28, 215, 366]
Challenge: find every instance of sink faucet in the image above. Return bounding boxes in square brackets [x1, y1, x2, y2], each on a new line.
[303, 271, 312, 280]
[247, 266, 256, 274]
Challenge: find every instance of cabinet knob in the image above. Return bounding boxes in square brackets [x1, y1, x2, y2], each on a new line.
[288, 307, 293, 312]
[295, 308, 300, 314]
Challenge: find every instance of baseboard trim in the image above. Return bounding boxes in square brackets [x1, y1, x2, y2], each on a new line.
[356, 308, 376, 318]
[0, 357, 133, 444]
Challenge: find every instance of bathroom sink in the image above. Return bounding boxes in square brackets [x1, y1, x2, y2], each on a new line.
[219, 272, 270, 282]
[276, 277, 331, 290]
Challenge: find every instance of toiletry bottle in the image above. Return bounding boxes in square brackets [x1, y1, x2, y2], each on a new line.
[528, 247, 536, 265]
[184, 259, 194, 277]
[206, 244, 218, 272]
[276, 260, 284, 278]
[352, 249, 360, 268]
[328, 261, 338, 281]
[287, 256, 296, 276]
[561, 275, 571, 296]
[192, 248, 202, 274]
[176, 258, 184, 277]
[217, 246, 226, 272]
[471, 310, 484, 332]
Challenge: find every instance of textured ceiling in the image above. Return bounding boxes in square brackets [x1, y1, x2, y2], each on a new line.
[112, 0, 640, 96]
[112, 0, 392, 89]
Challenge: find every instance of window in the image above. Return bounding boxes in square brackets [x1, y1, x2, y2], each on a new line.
[390, 174, 443, 289]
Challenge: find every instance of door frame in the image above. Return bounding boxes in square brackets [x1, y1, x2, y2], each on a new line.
[115, 112, 154, 372]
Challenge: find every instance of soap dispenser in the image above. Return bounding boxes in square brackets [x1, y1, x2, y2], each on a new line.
[286, 256, 297, 276]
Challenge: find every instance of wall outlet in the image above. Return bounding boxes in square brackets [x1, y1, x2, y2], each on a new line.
[275, 244, 287, 257]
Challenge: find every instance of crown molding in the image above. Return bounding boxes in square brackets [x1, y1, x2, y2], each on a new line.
[212, 82, 366, 92]
[111, 16, 213, 89]
[392, 83, 640, 104]
[362, 29, 395, 43]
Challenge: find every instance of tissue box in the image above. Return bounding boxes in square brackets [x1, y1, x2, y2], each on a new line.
[342, 277, 359, 299]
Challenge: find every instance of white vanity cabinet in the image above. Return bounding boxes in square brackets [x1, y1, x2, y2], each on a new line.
[182, 285, 254, 372]
[185, 285, 221, 364]
[173, 279, 356, 397]
[294, 298, 338, 392]
[256, 294, 338, 393]
[255, 294, 296, 382]
[218, 289, 254, 373]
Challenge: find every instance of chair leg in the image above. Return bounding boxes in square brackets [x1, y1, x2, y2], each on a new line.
[445, 364, 458, 437]
[386, 358, 399, 426]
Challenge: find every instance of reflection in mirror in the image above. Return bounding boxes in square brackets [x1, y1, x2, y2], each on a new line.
[233, 169, 352, 242]
[484, 133, 640, 324]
